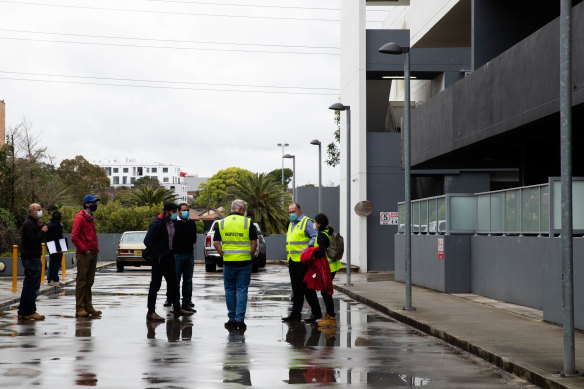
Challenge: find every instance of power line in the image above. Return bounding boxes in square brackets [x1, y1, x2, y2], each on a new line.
[0, 70, 339, 91]
[0, 76, 339, 95]
[0, 36, 339, 55]
[0, 28, 340, 50]
[0, 1, 341, 22]
[143, 0, 339, 12]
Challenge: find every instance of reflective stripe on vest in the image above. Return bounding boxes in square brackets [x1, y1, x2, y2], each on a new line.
[315, 229, 342, 272]
[218, 214, 252, 262]
[286, 216, 311, 262]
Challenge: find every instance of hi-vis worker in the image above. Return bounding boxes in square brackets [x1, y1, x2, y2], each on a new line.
[281, 202, 322, 323]
[213, 199, 257, 332]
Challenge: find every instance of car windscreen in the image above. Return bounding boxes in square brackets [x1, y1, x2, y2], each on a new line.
[120, 232, 147, 243]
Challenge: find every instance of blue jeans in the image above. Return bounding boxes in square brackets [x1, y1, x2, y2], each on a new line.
[47, 253, 62, 283]
[174, 253, 194, 307]
[18, 257, 42, 316]
[223, 263, 252, 322]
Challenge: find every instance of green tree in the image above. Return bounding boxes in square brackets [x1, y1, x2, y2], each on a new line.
[122, 186, 178, 207]
[266, 168, 293, 186]
[228, 173, 290, 234]
[60, 202, 161, 233]
[134, 176, 160, 188]
[196, 167, 253, 209]
[0, 207, 18, 254]
[57, 156, 110, 205]
[326, 110, 341, 167]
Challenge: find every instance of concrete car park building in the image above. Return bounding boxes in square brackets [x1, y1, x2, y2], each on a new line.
[97, 159, 187, 202]
[338, 1, 583, 328]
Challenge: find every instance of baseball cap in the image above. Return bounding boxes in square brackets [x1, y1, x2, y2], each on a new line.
[83, 194, 100, 203]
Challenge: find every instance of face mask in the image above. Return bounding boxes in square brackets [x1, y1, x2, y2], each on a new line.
[181, 211, 190, 220]
[170, 213, 178, 221]
[89, 204, 98, 212]
[36, 210, 43, 219]
[289, 213, 298, 222]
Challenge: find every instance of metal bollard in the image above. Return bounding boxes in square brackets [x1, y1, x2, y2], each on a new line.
[12, 245, 18, 292]
[41, 243, 46, 283]
[61, 252, 66, 278]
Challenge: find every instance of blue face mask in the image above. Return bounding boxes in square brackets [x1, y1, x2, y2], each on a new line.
[289, 213, 298, 222]
[89, 204, 98, 212]
[170, 213, 178, 221]
[181, 211, 189, 220]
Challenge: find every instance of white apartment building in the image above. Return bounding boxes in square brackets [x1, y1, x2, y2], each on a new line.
[98, 159, 188, 203]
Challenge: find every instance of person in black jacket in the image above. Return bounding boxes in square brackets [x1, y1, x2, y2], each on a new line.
[46, 210, 65, 285]
[144, 202, 194, 322]
[18, 203, 48, 321]
[172, 203, 197, 312]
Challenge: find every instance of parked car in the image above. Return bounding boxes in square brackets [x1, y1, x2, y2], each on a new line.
[204, 220, 267, 273]
[116, 231, 148, 272]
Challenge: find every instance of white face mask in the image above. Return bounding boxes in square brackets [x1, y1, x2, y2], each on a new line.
[36, 210, 43, 219]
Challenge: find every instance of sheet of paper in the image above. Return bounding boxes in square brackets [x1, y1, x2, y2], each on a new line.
[46, 241, 57, 254]
[59, 238, 68, 252]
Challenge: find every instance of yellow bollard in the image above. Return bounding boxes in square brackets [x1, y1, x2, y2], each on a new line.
[12, 245, 18, 292]
[61, 252, 66, 278]
[41, 243, 46, 283]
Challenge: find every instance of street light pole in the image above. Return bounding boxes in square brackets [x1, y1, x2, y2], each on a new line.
[277, 143, 289, 185]
[311, 139, 322, 213]
[329, 102, 351, 287]
[378, 42, 414, 310]
[283, 154, 296, 201]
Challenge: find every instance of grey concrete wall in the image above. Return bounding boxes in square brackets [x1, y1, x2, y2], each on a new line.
[295, 186, 340, 230]
[411, 1, 584, 166]
[395, 234, 471, 293]
[0, 252, 77, 277]
[367, 132, 403, 271]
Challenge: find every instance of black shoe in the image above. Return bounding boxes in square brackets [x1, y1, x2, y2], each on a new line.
[304, 314, 322, 323]
[281, 314, 301, 323]
[163, 300, 171, 307]
[182, 306, 197, 313]
[235, 321, 247, 331]
[189, 302, 195, 308]
[225, 320, 237, 330]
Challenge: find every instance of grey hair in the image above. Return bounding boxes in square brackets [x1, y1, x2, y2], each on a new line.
[231, 199, 246, 211]
[29, 203, 40, 213]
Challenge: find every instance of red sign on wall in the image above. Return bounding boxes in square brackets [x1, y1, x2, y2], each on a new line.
[437, 238, 444, 260]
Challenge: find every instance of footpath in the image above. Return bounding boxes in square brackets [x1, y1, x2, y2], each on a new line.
[334, 271, 584, 389]
[0, 261, 115, 311]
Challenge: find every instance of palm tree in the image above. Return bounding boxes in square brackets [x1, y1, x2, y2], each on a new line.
[229, 173, 290, 234]
[123, 186, 178, 206]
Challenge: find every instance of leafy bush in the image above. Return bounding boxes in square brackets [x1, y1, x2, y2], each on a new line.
[0, 207, 19, 253]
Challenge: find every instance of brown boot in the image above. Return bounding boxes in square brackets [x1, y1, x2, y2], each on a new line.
[174, 308, 194, 318]
[23, 312, 45, 320]
[76, 309, 89, 317]
[87, 308, 102, 316]
[146, 311, 165, 322]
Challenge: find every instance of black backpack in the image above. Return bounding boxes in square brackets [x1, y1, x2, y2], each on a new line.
[326, 232, 344, 261]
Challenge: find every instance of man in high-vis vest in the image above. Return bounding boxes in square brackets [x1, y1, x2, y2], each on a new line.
[282, 202, 322, 323]
[213, 199, 258, 332]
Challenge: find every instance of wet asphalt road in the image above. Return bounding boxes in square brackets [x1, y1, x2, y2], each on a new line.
[0, 265, 536, 388]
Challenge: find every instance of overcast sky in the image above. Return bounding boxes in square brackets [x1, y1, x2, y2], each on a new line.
[0, 0, 348, 187]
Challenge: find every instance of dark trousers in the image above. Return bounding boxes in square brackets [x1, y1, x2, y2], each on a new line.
[76, 252, 98, 311]
[321, 271, 336, 317]
[18, 257, 42, 316]
[148, 253, 180, 311]
[47, 253, 62, 282]
[174, 253, 194, 307]
[288, 260, 321, 317]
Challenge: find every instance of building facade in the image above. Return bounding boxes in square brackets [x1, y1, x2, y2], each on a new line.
[97, 160, 187, 203]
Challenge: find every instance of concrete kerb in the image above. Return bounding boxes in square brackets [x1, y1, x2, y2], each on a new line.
[334, 283, 567, 389]
[0, 262, 116, 312]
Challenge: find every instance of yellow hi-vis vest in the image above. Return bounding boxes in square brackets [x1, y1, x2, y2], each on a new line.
[218, 214, 252, 262]
[315, 229, 342, 273]
[286, 216, 311, 262]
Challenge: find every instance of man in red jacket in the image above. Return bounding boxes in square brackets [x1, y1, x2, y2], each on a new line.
[71, 194, 101, 318]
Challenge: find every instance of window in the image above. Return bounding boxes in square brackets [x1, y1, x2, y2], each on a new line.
[113, 168, 119, 173]
[137, 167, 143, 176]
[122, 176, 127, 185]
[163, 177, 169, 183]
[130, 177, 136, 185]
[163, 167, 168, 173]
[104, 167, 111, 176]
[113, 176, 119, 184]
[146, 167, 150, 173]
[170, 186, 175, 191]
[123, 168, 128, 173]
[152, 168, 157, 173]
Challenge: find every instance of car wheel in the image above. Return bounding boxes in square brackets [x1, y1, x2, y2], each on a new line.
[205, 262, 216, 273]
[259, 253, 267, 268]
[116, 261, 124, 273]
[252, 260, 259, 273]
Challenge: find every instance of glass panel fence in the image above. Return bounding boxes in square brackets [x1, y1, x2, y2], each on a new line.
[449, 196, 477, 233]
[541, 185, 550, 233]
[521, 187, 540, 233]
[490, 192, 505, 233]
[477, 195, 490, 233]
[429, 199, 437, 234]
[398, 203, 404, 233]
[505, 190, 521, 233]
[420, 200, 428, 234]
[437, 197, 446, 234]
[412, 201, 420, 234]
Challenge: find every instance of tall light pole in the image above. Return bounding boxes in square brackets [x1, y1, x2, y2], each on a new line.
[560, 0, 575, 376]
[277, 143, 289, 185]
[378, 41, 414, 310]
[310, 139, 322, 213]
[283, 154, 295, 201]
[328, 102, 351, 287]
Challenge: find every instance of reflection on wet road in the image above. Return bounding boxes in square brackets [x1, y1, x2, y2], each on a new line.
[0, 265, 534, 388]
